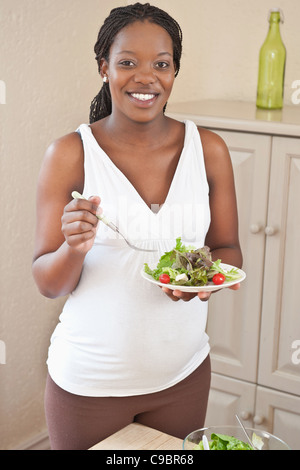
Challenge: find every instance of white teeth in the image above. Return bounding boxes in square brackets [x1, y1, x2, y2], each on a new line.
[131, 93, 155, 101]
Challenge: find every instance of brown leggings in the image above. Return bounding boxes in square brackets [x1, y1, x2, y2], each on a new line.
[44, 355, 211, 450]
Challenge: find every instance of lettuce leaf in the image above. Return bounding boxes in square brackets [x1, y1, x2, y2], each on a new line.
[195, 433, 252, 450]
[144, 237, 241, 287]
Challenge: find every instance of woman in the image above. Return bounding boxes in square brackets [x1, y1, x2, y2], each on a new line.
[32, 3, 242, 450]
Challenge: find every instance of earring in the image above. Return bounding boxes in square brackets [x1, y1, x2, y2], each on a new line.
[103, 75, 108, 83]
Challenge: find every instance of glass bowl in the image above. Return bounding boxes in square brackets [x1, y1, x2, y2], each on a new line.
[183, 426, 291, 450]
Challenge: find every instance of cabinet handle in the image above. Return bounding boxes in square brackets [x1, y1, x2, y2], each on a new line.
[250, 224, 262, 234]
[240, 411, 251, 420]
[253, 415, 265, 425]
[265, 226, 277, 236]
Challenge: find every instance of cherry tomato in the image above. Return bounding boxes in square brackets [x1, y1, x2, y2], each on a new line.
[159, 273, 171, 284]
[212, 273, 226, 285]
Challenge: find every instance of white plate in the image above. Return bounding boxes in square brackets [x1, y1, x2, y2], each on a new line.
[141, 263, 246, 292]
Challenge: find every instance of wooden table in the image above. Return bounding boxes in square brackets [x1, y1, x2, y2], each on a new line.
[90, 423, 183, 450]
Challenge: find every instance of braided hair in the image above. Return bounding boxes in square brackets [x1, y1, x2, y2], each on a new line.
[89, 2, 183, 123]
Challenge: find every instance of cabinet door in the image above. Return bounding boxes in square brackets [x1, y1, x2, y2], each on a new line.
[258, 136, 300, 395]
[255, 386, 300, 450]
[206, 131, 271, 382]
[205, 373, 256, 427]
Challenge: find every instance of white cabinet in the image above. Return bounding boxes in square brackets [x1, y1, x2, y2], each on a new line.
[206, 131, 271, 383]
[206, 373, 256, 429]
[255, 386, 300, 451]
[167, 101, 300, 449]
[258, 136, 300, 396]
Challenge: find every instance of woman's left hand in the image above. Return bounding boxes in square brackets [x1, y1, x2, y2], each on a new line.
[162, 282, 240, 302]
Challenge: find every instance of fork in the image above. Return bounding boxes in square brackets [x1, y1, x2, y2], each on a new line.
[72, 191, 157, 253]
[235, 414, 257, 450]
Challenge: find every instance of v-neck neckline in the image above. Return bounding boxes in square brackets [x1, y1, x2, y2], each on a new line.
[85, 120, 190, 216]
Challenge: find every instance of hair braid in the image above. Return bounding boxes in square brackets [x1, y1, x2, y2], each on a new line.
[89, 3, 183, 123]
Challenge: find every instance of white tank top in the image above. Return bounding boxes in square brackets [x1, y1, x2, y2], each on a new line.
[47, 120, 211, 397]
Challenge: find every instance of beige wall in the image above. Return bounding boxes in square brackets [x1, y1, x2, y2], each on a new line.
[165, 0, 300, 106]
[0, 0, 299, 450]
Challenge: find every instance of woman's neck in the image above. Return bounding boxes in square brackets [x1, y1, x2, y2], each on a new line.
[102, 112, 171, 148]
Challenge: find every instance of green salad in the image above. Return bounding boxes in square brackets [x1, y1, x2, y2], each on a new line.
[144, 237, 241, 287]
[195, 432, 263, 450]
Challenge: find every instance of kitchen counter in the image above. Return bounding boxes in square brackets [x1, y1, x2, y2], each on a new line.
[166, 99, 300, 137]
[90, 423, 183, 450]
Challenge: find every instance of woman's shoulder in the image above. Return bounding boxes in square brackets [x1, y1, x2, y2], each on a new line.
[41, 131, 84, 178]
[44, 131, 83, 163]
[197, 126, 228, 155]
[40, 130, 85, 193]
[196, 126, 232, 183]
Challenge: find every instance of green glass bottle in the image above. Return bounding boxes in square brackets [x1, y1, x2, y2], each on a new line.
[256, 9, 286, 109]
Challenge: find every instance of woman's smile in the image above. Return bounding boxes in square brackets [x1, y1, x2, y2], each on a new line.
[130, 93, 156, 101]
[127, 92, 159, 106]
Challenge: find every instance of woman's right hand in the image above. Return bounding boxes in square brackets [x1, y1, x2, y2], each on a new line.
[61, 196, 101, 254]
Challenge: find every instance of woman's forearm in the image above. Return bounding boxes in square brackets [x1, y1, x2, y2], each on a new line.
[211, 245, 243, 269]
[32, 242, 86, 299]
